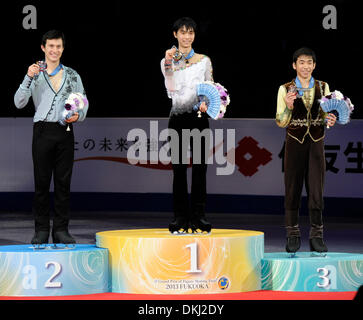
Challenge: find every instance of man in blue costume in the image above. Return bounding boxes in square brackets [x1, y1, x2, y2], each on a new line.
[14, 30, 89, 245]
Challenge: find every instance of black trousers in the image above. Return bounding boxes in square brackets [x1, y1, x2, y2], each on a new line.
[168, 112, 210, 219]
[32, 122, 74, 232]
[284, 134, 325, 238]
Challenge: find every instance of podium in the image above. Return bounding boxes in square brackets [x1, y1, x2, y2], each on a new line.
[0, 244, 109, 296]
[96, 228, 264, 294]
[1, 230, 361, 297]
[262, 252, 363, 292]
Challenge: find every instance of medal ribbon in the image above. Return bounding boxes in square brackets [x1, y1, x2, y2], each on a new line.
[295, 76, 314, 96]
[48, 64, 63, 76]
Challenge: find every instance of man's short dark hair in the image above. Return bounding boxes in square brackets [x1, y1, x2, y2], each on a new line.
[172, 17, 197, 33]
[293, 47, 316, 63]
[41, 30, 65, 47]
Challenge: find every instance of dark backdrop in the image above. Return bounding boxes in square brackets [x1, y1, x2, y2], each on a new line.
[1, 0, 361, 119]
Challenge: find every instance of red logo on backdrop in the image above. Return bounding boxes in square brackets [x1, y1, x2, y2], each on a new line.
[234, 136, 272, 177]
[75, 136, 272, 177]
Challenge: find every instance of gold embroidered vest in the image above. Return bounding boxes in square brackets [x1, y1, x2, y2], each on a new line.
[283, 79, 327, 143]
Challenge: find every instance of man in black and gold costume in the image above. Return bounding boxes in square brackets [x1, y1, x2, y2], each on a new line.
[276, 47, 336, 253]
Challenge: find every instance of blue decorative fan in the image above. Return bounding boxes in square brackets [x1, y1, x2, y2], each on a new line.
[193, 82, 222, 120]
[320, 99, 351, 125]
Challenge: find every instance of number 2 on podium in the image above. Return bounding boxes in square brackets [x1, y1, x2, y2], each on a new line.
[22, 261, 62, 289]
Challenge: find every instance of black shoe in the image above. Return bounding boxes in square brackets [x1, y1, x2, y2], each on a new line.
[31, 230, 50, 245]
[169, 217, 189, 233]
[52, 230, 76, 244]
[190, 217, 212, 233]
[309, 237, 328, 253]
[285, 236, 301, 253]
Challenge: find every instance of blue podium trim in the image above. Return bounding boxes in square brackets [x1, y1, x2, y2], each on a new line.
[262, 252, 363, 292]
[0, 244, 109, 296]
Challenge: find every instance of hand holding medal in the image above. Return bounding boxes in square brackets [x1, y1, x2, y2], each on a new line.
[26, 60, 47, 80]
[165, 46, 177, 60]
[285, 85, 298, 110]
[164, 47, 177, 72]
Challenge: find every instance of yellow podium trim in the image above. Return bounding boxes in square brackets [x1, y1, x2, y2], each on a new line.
[96, 228, 263, 294]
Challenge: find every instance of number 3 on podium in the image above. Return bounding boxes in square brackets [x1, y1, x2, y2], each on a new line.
[316, 265, 337, 289]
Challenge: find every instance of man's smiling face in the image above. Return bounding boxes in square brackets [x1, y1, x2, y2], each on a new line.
[173, 26, 195, 50]
[41, 38, 64, 63]
[293, 55, 316, 81]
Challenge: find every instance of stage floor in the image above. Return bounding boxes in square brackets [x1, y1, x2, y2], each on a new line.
[0, 211, 362, 253]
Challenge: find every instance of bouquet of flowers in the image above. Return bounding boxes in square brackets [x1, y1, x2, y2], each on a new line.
[319, 90, 354, 125]
[59, 92, 88, 126]
[193, 81, 231, 120]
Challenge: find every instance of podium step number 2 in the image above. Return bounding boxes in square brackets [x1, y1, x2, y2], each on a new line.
[0, 244, 109, 296]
